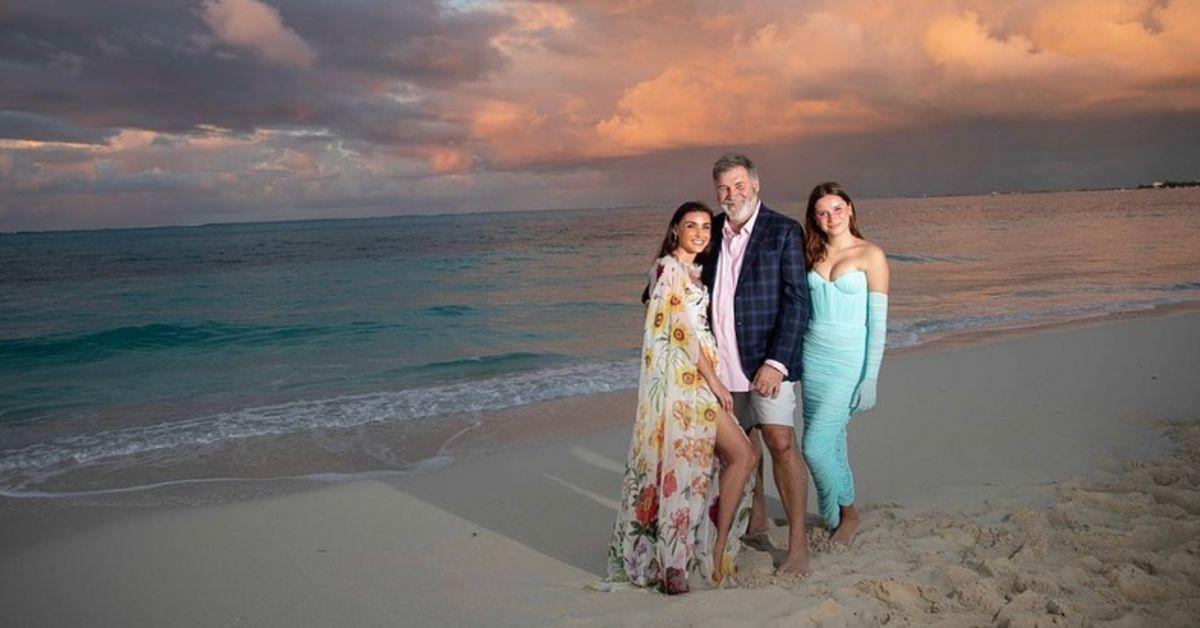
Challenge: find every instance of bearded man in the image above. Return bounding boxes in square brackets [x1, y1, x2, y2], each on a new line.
[701, 153, 812, 575]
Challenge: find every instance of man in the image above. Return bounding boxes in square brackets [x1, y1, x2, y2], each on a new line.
[701, 153, 812, 575]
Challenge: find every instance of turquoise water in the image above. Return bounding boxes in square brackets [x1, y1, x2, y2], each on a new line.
[3, 188, 1199, 494]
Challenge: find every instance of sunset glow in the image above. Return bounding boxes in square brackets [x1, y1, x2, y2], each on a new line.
[2, 0, 1198, 230]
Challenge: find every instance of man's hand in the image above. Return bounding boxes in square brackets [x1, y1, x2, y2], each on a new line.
[752, 364, 783, 398]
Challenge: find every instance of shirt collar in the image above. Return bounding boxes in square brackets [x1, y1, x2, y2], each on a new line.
[723, 200, 762, 239]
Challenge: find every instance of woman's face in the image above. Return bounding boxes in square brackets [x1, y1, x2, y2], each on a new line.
[673, 211, 712, 256]
[813, 194, 853, 237]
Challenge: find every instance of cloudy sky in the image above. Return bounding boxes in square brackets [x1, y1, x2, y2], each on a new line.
[2, 0, 1198, 231]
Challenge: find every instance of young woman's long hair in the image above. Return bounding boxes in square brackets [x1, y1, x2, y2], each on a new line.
[804, 182, 862, 268]
[641, 201, 715, 304]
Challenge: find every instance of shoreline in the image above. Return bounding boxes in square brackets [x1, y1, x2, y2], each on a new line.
[3, 297, 1199, 507]
[891, 298, 1200, 358]
[0, 307, 1197, 625]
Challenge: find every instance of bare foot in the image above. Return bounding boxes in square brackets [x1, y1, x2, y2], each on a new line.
[712, 539, 727, 569]
[711, 552, 737, 587]
[774, 549, 811, 576]
[831, 507, 861, 546]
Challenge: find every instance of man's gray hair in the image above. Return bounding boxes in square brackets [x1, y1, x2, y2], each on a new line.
[712, 153, 758, 182]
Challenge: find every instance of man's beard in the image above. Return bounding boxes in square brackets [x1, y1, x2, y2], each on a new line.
[723, 195, 758, 223]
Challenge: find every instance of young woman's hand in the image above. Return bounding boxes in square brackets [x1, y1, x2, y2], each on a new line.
[709, 379, 735, 415]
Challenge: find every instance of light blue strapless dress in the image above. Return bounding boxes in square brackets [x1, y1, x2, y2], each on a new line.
[801, 269, 867, 529]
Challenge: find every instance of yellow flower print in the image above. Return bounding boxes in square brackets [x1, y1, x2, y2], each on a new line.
[643, 348, 653, 372]
[669, 323, 690, 348]
[650, 415, 665, 451]
[696, 401, 719, 428]
[675, 367, 701, 391]
[665, 288, 685, 313]
[651, 308, 667, 334]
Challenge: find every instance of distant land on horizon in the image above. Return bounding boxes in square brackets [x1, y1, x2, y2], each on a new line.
[2, 180, 1197, 236]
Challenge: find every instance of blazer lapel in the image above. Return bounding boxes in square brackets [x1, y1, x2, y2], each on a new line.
[736, 205, 771, 291]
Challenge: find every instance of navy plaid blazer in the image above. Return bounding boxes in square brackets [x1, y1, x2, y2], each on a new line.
[701, 204, 810, 382]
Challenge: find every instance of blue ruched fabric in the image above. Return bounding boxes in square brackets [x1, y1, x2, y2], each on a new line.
[801, 269, 868, 529]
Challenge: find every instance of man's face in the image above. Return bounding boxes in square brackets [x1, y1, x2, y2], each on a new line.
[715, 166, 760, 225]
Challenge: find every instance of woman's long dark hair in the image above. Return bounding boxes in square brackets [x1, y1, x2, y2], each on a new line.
[804, 182, 862, 268]
[655, 200, 715, 261]
[641, 201, 715, 304]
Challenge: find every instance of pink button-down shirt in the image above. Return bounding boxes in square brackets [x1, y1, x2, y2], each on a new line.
[712, 202, 787, 392]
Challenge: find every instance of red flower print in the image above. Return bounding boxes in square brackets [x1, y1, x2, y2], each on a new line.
[709, 497, 720, 525]
[635, 484, 658, 527]
[665, 567, 689, 595]
[671, 507, 690, 533]
[662, 470, 677, 498]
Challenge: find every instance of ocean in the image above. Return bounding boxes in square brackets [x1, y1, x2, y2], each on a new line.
[2, 188, 1199, 496]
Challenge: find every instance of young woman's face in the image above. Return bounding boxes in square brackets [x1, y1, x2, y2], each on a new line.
[813, 194, 853, 237]
[673, 211, 712, 256]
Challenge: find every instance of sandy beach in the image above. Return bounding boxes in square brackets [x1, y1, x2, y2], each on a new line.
[2, 309, 1198, 627]
[4, 0, 1200, 625]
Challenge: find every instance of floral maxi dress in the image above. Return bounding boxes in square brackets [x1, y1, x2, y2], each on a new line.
[606, 255, 754, 594]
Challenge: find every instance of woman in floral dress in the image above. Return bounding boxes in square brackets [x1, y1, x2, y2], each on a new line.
[607, 201, 759, 594]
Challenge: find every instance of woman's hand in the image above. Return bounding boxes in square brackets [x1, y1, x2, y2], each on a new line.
[850, 378, 877, 415]
[694, 353, 734, 417]
[710, 379, 735, 415]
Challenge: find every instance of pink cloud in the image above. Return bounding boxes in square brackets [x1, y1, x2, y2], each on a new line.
[428, 147, 473, 174]
[442, 0, 1200, 165]
[201, 0, 316, 68]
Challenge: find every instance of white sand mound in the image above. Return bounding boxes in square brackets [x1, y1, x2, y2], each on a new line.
[585, 421, 1200, 627]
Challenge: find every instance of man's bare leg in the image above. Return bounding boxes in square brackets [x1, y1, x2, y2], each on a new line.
[761, 424, 811, 575]
[745, 428, 769, 539]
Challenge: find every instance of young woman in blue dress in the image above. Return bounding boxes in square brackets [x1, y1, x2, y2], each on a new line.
[800, 182, 890, 546]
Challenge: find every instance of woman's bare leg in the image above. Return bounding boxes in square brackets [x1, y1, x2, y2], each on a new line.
[831, 503, 860, 545]
[710, 407, 759, 575]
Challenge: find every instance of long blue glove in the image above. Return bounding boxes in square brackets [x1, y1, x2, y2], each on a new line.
[851, 292, 888, 414]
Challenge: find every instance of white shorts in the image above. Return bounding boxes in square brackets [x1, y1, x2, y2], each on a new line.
[732, 383, 797, 430]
